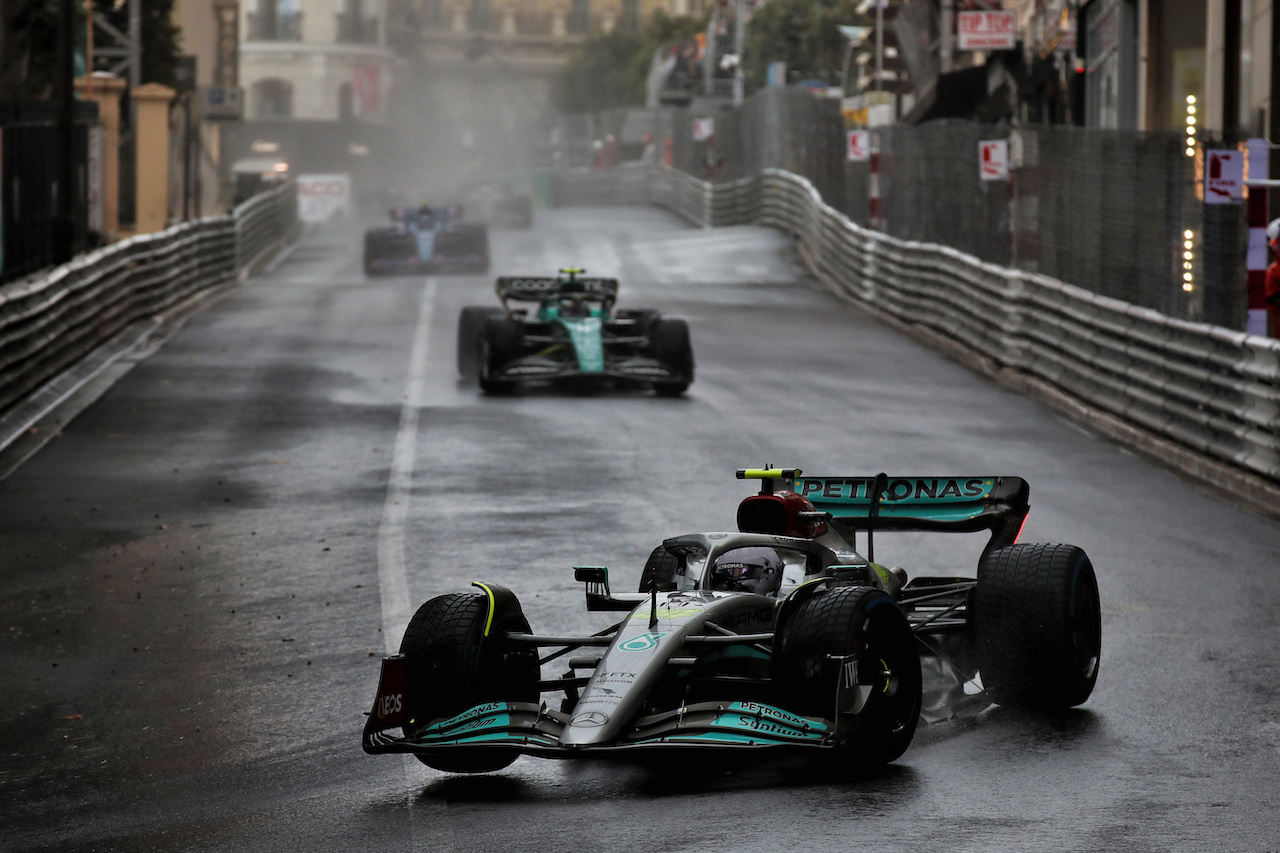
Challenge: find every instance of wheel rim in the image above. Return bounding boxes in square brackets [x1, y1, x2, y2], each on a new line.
[859, 615, 918, 735]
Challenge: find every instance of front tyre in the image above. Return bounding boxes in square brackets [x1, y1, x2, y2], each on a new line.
[478, 317, 522, 394]
[774, 586, 922, 767]
[974, 543, 1101, 710]
[398, 591, 540, 772]
[636, 545, 680, 592]
[457, 307, 502, 383]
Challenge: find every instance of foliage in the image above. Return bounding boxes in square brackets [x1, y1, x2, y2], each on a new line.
[741, 0, 864, 94]
[0, 0, 181, 99]
[0, 0, 62, 99]
[551, 11, 707, 114]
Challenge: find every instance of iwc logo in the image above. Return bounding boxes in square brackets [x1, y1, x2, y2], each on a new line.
[570, 711, 609, 727]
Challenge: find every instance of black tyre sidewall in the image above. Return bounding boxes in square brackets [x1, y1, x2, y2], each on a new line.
[637, 545, 681, 592]
[649, 317, 694, 394]
[398, 591, 539, 772]
[457, 307, 501, 382]
[479, 317, 522, 393]
[975, 543, 1101, 710]
[774, 586, 922, 765]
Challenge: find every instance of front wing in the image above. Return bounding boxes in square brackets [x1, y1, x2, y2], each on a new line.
[364, 699, 835, 759]
[490, 356, 683, 385]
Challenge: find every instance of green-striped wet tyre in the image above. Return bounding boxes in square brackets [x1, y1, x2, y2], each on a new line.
[399, 591, 539, 772]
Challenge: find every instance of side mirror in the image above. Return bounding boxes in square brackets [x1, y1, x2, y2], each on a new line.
[574, 566, 609, 586]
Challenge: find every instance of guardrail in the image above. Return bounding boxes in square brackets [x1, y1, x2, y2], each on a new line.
[0, 182, 298, 422]
[555, 164, 1280, 485]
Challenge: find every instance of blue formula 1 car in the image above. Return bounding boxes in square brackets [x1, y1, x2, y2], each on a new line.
[363, 205, 490, 275]
[362, 467, 1101, 775]
[455, 268, 694, 395]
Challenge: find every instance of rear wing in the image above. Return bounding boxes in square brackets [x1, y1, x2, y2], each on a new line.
[737, 469, 1029, 549]
[495, 276, 620, 303]
[794, 474, 1028, 546]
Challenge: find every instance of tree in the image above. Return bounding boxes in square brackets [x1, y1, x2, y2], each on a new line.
[0, 0, 62, 99]
[551, 11, 707, 114]
[741, 0, 864, 94]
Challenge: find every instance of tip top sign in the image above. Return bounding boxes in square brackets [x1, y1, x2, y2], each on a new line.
[958, 11, 1016, 51]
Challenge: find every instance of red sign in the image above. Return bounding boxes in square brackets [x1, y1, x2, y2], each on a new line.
[979, 140, 1008, 181]
[353, 64, 381, 116]
[1205, 150, 1243, 204]
[958, 11, 1016, 50]
[847, 130, 870, 162]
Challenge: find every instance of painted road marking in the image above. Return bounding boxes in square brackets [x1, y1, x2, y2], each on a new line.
[375, 277, 454, 851]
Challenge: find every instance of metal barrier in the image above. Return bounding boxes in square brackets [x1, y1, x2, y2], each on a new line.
[0, 182, 298, 421]
[554, 165, 1280, 484]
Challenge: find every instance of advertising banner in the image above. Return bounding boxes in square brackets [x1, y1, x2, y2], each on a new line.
[297, 174, 352, 222]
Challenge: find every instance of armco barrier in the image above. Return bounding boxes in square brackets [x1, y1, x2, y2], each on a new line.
[0, 182, 298, 422]
[556, 165, 1280, 485]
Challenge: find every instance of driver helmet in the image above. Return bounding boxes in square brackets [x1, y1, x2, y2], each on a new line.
[558, 295, 590, 318]
[710, 547, 785, 596]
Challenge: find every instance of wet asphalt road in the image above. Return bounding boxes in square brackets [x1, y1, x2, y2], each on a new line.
[1, 208, 1279, 852]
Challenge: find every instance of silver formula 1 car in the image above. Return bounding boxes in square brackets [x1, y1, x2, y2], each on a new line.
[455, 269, 694, 395]
[363, 468, 1101, 774]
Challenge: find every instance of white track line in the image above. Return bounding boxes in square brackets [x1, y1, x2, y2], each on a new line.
[378, 279, 436, 655]
[375, 278, 453, 851]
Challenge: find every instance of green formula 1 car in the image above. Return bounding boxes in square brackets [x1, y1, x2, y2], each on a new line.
[456, 268, 694, 395]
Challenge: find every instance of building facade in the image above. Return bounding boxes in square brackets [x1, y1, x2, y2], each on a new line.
[239, 0, 394, 122]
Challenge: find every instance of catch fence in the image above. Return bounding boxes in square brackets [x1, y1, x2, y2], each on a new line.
[553, 164, 1280, 492]
[600, 91, 1249, 328]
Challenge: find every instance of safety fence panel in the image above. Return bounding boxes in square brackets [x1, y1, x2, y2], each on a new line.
[555, 165, 1280, 483]
[0, 181, 298, 421]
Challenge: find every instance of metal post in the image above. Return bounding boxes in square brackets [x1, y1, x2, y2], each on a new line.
[85, 0, 94, 95]
[732, 0, 744, 106]
[128, 0, 141, 90]
[940, 0, 953, 74]
[55, 0, 77, 264]
[875, 0, 883, 91]
[704, 5, 717, 97]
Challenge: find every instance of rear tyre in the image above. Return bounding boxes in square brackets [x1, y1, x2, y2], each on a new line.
[399, 591, 540, 772]
[974, 543, 1100, 710]
[774, 586, 921, 767]
[649, 317, 694, 396]
[478, 317, 522, 394]
[457, 307, 503, 383]
[637, 545, 680, 592]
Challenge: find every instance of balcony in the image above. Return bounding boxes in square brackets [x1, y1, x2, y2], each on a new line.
[247, 10, 303, 41]
[336, 13, 379, 45]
